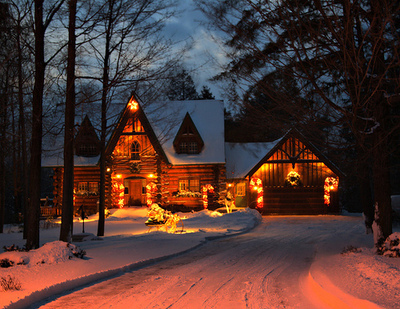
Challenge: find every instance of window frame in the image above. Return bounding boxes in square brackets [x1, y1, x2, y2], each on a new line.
[236, 183, 246, 197]
[178, 178, 200, 193]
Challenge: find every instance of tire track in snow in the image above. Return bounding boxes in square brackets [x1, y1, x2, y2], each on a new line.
[33, 216, 368, 309]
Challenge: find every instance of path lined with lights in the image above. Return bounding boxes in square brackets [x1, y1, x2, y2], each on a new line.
[33, 217, 379, 309]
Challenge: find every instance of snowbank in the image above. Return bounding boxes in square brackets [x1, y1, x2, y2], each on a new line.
[0, 208, 261, 308]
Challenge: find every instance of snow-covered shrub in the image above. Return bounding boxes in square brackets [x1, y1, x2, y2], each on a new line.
[68, 243, 86, 259]
[376, 232, 400, 257]
[0, 258, 14, 268]
[3, 244, 27, 252]
[0, 275, 21, 291]
[341, 245, 362, 254]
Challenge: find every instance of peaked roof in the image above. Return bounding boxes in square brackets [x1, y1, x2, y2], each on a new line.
[225, 139, 282, 179]
[105, 94, 169, 163]
[173, 112, 205, 153]
[247, 129, 344, 177]
[143, 100, 225, 165]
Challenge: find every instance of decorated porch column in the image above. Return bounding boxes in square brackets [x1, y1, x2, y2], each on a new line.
[250, 177, 264, 210]
[202, 184, 214, 209]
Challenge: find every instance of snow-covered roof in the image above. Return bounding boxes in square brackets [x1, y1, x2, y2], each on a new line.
[225, 140, 282, 179]
[143, 100, 225, 165]
[42, 154, 100, 168]
[42, 99, 225, 167]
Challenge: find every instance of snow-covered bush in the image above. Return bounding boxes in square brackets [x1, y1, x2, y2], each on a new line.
[0, 258, 14, 268]
[341, 245, 362, 254]
[68, 243, 86, 259]
[376, 232, 400, 257]
[0, 275, 21, 291]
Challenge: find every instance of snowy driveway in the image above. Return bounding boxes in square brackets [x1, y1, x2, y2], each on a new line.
[30, 216, 393, 309]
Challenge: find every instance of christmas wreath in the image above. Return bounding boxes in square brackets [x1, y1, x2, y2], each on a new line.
[285, 171, 302, 187]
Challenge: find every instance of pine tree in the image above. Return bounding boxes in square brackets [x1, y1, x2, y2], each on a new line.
[167, 69, 199, 100]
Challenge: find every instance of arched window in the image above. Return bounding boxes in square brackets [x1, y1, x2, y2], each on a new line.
[131, 141, 140, 160]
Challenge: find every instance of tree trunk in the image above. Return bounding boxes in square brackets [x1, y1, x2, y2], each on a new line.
[60, 0, 77, 243]
[97, 0, 114, 237]
[17, 20, 29, 239]
[0, 77, 7, 234]
[369, 0, 392, 245]
[26, 0, 45, 250]
[372, 105, 392, 243]
[357, 157, 374, 233]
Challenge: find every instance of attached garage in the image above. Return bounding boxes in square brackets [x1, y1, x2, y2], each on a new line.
[226, 129, 343, 215]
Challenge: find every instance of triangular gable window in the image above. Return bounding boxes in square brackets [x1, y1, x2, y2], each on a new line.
[173, 113, 204, 154]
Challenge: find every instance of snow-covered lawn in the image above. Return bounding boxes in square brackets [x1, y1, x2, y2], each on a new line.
[0, 207, 399, 308]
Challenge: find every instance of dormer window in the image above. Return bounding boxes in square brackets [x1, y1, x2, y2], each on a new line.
[78, 144, 98, 157]
[173, 113, 204, 154]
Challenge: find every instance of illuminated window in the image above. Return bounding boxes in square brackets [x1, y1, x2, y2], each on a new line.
[236, 183, 246, 196]
[123, 118, 133, 132]
[78, 182, 88, 192]
[179, 179, 200, 192]
[133, 119, 143, 132]
[89, 182, 98, 193]
[131, 141, 140, 160]
[179, 179, 189, 191]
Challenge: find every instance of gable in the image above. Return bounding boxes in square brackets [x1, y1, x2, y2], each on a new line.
[266, 137, 319, 167]
[105, 95, 169, 163]
[143, 100, 225, 165]
[173, 112, 204, 154]
[75, 115, 100, 157]
[248, 129, 343, 177]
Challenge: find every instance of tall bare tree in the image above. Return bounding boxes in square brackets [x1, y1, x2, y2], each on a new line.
[59, 0, 77, 243]
[76, 0, 180, 236]
[26, 0, 65, 250]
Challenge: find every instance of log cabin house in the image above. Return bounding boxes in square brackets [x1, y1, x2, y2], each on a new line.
[42, 95, 342, 216]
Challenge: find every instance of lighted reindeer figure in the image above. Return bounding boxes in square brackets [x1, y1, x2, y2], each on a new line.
[145, 204, 183, 233]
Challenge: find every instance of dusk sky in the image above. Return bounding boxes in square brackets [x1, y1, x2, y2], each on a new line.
[163, 0, 226, 100]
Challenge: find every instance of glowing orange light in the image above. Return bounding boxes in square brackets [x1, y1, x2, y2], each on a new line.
[250, 177, 263, 209]
[148, 174, 155, 178]
[324, 177, 339, 206]
[146, 182, 157, 207]
[111, 174, 125, 208]
[202, 184, 214, 209]
[129, 96, 138, 111]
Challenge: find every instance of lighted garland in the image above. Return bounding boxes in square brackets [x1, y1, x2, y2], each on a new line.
[146, 182, 157, 207]
[202, 184, 214, 209]
[111, 176, 125, 208]
[324, 177, 339, 206]
[285, 171, 302, 187]
[250, 177, 263, 209]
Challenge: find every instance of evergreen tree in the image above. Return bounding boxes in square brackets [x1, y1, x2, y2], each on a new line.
[199, 85, 215, 100]
[167, 69, 199, 100]
[197, 0, 400, 243]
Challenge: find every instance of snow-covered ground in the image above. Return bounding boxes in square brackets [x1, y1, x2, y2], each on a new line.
[0, 207, 399, 309]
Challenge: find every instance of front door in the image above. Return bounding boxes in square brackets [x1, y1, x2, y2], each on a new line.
[124, 178, 145, 206]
